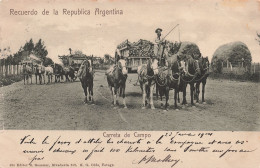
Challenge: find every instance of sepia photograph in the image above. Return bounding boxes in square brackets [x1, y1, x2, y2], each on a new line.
[0, 0, 259, 132]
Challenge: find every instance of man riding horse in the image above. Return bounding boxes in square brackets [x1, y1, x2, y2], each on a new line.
[154, 28, 167, 67]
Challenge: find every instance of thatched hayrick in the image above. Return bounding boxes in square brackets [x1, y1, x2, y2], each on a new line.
[212, 41, 252, 73]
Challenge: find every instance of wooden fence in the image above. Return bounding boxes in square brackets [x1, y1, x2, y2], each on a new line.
[0, 64, 24, 76]
[211, 60, 260, 75]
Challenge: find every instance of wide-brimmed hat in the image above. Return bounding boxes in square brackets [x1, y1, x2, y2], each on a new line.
[155, 28, 162, 33]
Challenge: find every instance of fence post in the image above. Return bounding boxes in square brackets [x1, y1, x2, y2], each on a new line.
[227, 60, 229, 68]
[7, 65, 10, 75]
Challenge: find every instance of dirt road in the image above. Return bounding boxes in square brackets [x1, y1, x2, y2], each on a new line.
[0, 70, 259, 131]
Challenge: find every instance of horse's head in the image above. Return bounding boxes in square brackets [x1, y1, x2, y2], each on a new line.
[181, 56, 201, 76]
[188, 58, 201, 76]
[201, 56, 210, 73]
[118, 59, 127, 75]
[148, 58, 159, 75]
[176, 55, 186, 75]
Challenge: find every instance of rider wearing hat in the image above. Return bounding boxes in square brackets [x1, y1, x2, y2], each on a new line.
[154, 28, 166, 66]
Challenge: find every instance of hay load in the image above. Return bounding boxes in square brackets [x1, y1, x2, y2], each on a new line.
[177, 41, 201, 59]
[166, 41, 201, 61]
[212, 41, 252, 67]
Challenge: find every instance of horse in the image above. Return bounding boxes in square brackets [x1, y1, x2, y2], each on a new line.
[34, 64, 45, 84]
[179, 56, 201, 106]
[22, 63, 33, 85]
[106, 59, 128, 108]
[64, 66, 75, 82]
[137, 58, 159, 109]
[78, 60, 94, 104]
[156, 55, 184, 110]
[45, 66, 54, 84]
[194, 56, 210, 104]
[53, 63, 63, 83]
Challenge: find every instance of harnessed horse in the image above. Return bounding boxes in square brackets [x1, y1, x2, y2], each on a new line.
[156, 55, 184, 110]
[34, 64, 45, 84]
[64, 66, 75, 82]
[78, 60, 94, 104]
[194, 57, 210, 104]
[22, 63, 33, 85]
[53, 63, 63, 83]
[137, 58, 159, 109]
[106, 59, 128, 108]
[45, 66, 54, 84]
[180, 57, 201, 106]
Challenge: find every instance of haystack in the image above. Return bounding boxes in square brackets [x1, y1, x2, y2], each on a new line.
[212, 41, 252, 66]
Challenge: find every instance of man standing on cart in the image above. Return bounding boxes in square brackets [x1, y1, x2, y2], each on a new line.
[154, 28, 166, 67]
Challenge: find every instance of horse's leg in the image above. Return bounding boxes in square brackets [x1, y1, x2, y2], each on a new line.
[177, 92, 180, 103]
[156, 83, 159, 100]
[150, 84, 155, 109]
[88, 82, 94, 103]
[113, 84, 117, 106]
[116, 86, 120, 106]
[35, 74, 37, 84]
[146, 85, 150, 106]
[110, 86, 114, 105]
[81, 80, 88, 104]
[122, 85, 127, 108]
[159, 87, 163, 108]
[182, 83, 187, 105]
[26, 75, 29, 84]
[90, 81, 94, 103]
[142, 84, 146, 109]
[202, 79, 206, 104]
[174, 87, 178, 109]
[65, 74, 68, 82]
[190, 83, 195, 106]
[43, 73, 45, 84]
[164, 86, 169, 111]
[24, 75, 26, 85]
[195, 82, 200, 103]
[39, 74, 42, 84]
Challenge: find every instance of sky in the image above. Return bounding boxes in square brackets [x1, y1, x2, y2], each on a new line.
[0, 0, 259, 64]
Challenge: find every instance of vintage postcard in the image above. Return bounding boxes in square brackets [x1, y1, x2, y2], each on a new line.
[0, 0, 259, 167]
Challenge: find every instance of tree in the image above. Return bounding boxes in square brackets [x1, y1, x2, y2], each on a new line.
[23, 39, 34, 54]
[33, 39, 48, 61]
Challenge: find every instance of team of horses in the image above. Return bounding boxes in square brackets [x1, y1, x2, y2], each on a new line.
[22, 63, 76, 85]
[74, 49, 209, 110]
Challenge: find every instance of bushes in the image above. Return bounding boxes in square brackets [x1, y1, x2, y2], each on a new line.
[0, 74, 24, 87]
[209, 72, 259, 82]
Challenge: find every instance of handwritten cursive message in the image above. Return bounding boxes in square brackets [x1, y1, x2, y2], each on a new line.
[9, 131, 258, 168]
